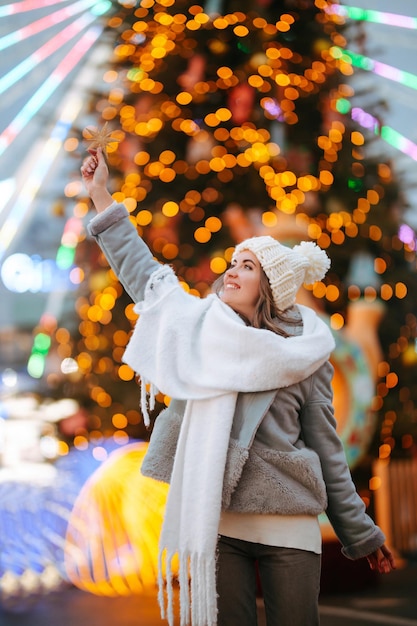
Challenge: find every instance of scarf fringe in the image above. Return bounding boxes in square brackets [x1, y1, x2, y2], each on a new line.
[158, 549, 217, 626]
[158, 549, 176, 626]
[191, 553, 217, 626]
[140, 377, 156, 428]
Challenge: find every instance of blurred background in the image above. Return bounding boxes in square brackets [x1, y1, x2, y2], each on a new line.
[0, 0, 416, 623]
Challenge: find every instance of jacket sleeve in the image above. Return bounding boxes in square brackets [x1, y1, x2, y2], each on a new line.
[300, 361, 385, 560]
[87, 202, 160, 303]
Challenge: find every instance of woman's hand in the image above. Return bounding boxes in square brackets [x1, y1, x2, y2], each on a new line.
[80, 148, 113, 213]
[366, 544, 396, 574]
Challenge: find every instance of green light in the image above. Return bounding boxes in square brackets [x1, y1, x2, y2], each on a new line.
[334, 47, 417, 92]
[27, 353, 46, 379]
[348, 178, 362, 192]
[33, 333, 51, 354]
[237, 42, 250, 54]
[344, 50, 373, 71]
[336, 98, 351, 114]
[28, 332, 51, 378]
[91, 1, 112, 17]
[340, 6, 417, 30]
[127, 68, 145, 83]
[56, 244, 75, 269]
[346, 7, 367, 21]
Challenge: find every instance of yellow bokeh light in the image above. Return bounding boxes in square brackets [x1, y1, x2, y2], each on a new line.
[320, 170, 334, 185]
[213, 17, 228, 29]
[395, 282, 407, 299]
[205, 113, 220, 127]
[217, 66, 233, 79]
[205, 216, 222, 232]
[77, 352, 92, 371]
[364, 286, 377, 301]
[125, 303, 138, 321]
[374, 257, 386, 274]
[216, 107, 232, 122]
[98, 294, 116, 311]
[367, 189, 380, 205]
[275, 73, 290, 86]
[330, 313, 345, 330]
[210, 257, 227, 274]
[351, 131, 364, 146]
[248, 75, 263, 88]
[308, 223, 322, 240]
[58, 441, 69, 456]
[348, 285, 361, 301]
[262, 211, 278, 227]
[162, 243, 179, 259]
[386, 372, 398, 389]
[118, 364, 135, 382]
[379, 443, 392, 459]
[159, 168, 176, 183]
[136, 210, 153, 226]
[380, 284, 393, 300]
[210, 157, 225, 172]
[369, 476, 382, 490]
[176, 91, 193, 105]
[280, 171, 297, 186]
[331, 230, 345, 245]
[162, 201, 179, 217]
[159, 150, 176, 164]
[73, 435, 88, 451]
[234, 25, 249, 37]
[276, 21, 291, 32]
[194, 227, 211, 243]
[112, 413, 128, 429]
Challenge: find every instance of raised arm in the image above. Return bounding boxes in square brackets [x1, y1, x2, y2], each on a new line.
[81, 149, 160, 302]
[80, 148, 114, 213]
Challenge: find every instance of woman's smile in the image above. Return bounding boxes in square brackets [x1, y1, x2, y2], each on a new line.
[220, 249, 262, 321]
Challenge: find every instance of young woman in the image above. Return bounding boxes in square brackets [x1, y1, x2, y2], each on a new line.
[81, 149, 395, 626]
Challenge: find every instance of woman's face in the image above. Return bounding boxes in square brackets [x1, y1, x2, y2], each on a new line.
[220, 249, 262, 322]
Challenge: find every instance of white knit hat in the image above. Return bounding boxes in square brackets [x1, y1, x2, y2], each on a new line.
[232, 236, 330, 312]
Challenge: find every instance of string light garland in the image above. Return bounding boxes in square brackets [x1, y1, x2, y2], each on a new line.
[0, 0, 99, 52]
[328, 4, 417, 30]
[330, 46, 417, 92]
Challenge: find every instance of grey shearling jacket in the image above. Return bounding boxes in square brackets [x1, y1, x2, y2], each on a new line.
[88, 202, 386, 561]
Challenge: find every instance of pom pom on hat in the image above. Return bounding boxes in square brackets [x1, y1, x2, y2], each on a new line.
[292, 241, 331, 285]
[233, 236, 330, 312]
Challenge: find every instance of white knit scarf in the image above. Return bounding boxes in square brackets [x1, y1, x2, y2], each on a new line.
[123, 265, 335, 626]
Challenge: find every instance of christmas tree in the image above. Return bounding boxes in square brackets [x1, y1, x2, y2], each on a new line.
[57, 0, 416, 467]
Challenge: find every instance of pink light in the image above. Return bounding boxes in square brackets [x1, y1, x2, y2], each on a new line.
[398, 224, 416, 249]
[2, 1, 96, 48]
[326, 5, 417, 30]
[375, 12, 417, 29]
[0, 26, 102, 155]
[53, 27, 100, 78]
[373, 61, 403, 82]
[0, 11, 98, 93]
[351, 107, 379, 133]
[34, 13, 97, 63]
[0, 0, 69, 16]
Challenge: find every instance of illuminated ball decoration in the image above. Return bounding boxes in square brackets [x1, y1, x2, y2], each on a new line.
[330, 331, 375, 468]
[64, 442, 172, 595]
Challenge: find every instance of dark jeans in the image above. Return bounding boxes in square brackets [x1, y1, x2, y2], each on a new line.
[216, 535, 321, 626]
